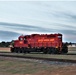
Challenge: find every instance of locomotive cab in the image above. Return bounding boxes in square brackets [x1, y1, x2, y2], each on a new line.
[58, 34, 62, 41]
[19, 36, 28, 44]
[19, 35, 24, 41]
[18, 36, 25, 44]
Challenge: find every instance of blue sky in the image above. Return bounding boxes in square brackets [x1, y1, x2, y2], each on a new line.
[0, 1, 76, 42]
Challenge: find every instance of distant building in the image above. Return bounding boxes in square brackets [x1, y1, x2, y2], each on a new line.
[68, 43, 76, 47]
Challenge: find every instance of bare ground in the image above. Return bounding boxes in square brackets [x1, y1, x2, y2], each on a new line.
[0, 66, 76, 75]
[0, 47, 10, 52]
[32, 66, 76, 75]
[0, 57, 76, 75]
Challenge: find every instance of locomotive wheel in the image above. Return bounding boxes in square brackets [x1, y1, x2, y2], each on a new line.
[15, 48, 18, 53]
[47, 48, 52, 54]
[51, 48, 57, 54]
[50, 48, 54, 54]
[27, 51, 30, 53]
[20, 49, 23, 53]
[22, 48, 26, 53]
[43, 48, 48, 54]
[17, 48, 22, 53]
[47, 47, 57, 54]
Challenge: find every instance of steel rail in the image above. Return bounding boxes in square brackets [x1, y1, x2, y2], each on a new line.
[0, 54, 76, 63]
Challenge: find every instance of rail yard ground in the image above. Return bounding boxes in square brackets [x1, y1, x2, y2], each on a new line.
[0, 56, 76, 75]
[0, 47, 76, 75]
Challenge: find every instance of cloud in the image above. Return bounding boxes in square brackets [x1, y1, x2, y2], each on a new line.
[0, 30, 20, 42]
[0, 21, 76, 42]
[0, 22, 55, 33]
[0, 1, 76, 42]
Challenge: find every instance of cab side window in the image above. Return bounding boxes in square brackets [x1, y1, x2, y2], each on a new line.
[19, 38, 23, 41]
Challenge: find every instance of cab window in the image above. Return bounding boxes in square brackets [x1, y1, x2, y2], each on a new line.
[58, 36, 62, 38]
[19, 38, 23, 41]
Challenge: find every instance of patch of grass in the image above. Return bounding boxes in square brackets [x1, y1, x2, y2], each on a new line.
[0, 58, 65, 75]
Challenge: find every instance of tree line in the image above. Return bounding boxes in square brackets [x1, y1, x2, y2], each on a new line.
[0, 40, 14, 47]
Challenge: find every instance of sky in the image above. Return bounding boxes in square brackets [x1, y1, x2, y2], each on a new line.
[0, 1, 76, 42]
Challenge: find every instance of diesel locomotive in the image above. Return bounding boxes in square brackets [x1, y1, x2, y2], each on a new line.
[10, 33, 68, 54]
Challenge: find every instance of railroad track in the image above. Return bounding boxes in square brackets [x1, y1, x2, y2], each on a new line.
[0, 53, 76, 63]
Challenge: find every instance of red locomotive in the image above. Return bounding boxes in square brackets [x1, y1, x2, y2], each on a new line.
[11, 33, 68, 54]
